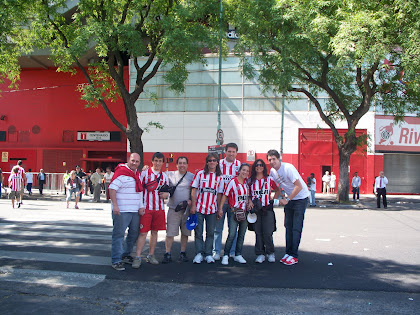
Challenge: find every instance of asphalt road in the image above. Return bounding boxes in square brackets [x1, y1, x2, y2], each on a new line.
[0, 194, 419, 314]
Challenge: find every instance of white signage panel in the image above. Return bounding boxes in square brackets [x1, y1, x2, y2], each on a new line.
[77, 131, 110, 141]
[375, 115, 420, 152]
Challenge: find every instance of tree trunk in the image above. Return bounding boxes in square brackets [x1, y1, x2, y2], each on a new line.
[336, 149, 351, 202]
[126, 125, 144, 168]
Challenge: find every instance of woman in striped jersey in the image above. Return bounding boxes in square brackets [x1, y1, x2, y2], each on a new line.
[219, 163, 251, 265]
[249, 159, 281, 263]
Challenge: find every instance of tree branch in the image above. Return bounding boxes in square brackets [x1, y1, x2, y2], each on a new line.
[290, 87, 341, 145]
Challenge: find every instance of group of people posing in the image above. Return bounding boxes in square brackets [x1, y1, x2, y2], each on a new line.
[110, 143, 310, 271]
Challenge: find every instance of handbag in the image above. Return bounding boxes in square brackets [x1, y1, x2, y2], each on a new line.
[233, 207, 246, 222]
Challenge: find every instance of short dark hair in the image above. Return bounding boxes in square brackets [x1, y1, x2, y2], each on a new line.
[310, 173, 314, 177]
[225, 143, 238, 152]
[28, 168, 32, 172]
[152, 152, 165, 161]
[176, 156, 189, 164]
[266, 149, 280, 159]
[17, 160, 23, 166]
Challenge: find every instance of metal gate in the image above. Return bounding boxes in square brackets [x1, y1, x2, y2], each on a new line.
[383, 154, 420, 193]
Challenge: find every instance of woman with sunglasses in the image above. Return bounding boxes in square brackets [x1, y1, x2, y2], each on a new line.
[190, 153, 224, 264]
[249, 159, 280, 263]
[218, 163, 251, 265]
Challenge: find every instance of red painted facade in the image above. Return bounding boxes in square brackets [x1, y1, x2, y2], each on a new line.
[0, 68, 128, 174]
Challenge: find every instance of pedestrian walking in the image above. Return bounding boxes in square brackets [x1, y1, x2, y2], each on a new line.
[8, 167, 23, 208]
[351, 172, 361, 202]
[66, 171, 84, 209]
[103, 167, 114, 201]
[374, 171, 388, 208]
[37, 169, 46, 195]
[90, 167, 104, 202]
[26, 169, 33, 195]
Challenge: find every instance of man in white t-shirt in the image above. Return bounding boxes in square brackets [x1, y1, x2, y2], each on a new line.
[267, 149, 309, 266]
[109, 153, 145, 271]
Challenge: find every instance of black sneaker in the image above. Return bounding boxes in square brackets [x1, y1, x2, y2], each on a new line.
[121, 255, 133, 264]
[179, 252, 189, 262]
[111, 262, 125, 271]
[162, 252, 172, 264]
[18, 202, 21, 208]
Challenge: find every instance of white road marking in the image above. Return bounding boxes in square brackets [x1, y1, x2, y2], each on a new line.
[0, 267, 105, 288]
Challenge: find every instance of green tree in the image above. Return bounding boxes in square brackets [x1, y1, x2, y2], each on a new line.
[230, 0, 419, 201]
[1, 0, 219, 165]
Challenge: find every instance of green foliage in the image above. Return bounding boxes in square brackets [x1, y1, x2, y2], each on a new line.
[230, 0, 419, 130]
[0, 0, 220, 148]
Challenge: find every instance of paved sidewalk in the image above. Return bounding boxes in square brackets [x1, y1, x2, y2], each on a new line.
[8, 189, 420, 211]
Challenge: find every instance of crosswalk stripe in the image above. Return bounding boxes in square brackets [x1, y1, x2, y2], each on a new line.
[0, 238, 111, 251]
[0, 250, 109, 266]
[0, 230, 110, 240]
[0, 267, 106, 288]
[0, 222, 112, 233]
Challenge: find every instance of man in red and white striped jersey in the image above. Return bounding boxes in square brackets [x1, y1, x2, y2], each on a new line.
[190, 153, 224, 264]
[135, 152, 169, 265]
[213, 142, 241, 260]
[15, 160, 26, 206]
[8, 167, 23, 208]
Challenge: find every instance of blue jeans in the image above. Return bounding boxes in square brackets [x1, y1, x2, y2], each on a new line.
[195, 212, 217, 257]
[224, 210, 248, 256]
[111, 212, 140, 264]
[213, 203, 236, 256]
[352, 187, 359, 200]
[284, 198, 308, 258]
[310, 189, 316, 206]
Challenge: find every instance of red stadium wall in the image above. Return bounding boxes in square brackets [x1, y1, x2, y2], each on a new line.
[0, 67, 128, 174]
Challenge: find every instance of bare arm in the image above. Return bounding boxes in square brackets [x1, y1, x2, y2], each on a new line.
[279, 179, 303, 206]
[109, 188, 120, 215]
[190, 188, 197, 214]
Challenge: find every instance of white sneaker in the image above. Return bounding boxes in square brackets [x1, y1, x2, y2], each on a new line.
[255, 255, 265, 263]
[213, 253, 221, 261]
[205, 255, 215, 264]
[234, 255, 247, 264]
[221, 255, 229, 265]
[267, 253, 276, 263]
[193, 253, 203, 264]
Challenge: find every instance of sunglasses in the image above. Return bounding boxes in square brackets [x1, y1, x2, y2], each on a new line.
[255, 163, 264, 167]
[207, 159, 218, 162]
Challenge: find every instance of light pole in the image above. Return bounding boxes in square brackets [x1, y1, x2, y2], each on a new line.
[217, 0, 223, 145]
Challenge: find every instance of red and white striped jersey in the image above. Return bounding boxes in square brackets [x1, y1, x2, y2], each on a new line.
[219, 158, 241, 185]
[224, 177, 249, 211]
[191, 170, 223, 215]
[8, 174, 22, 191]
[140, 168, 169, 211]
[249, 177, 279, 207]
[16, 166, 25, 180]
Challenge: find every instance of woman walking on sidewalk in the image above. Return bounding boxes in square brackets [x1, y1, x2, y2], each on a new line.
[249, 159, 280, 263]
[219, 163, 251, 265]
